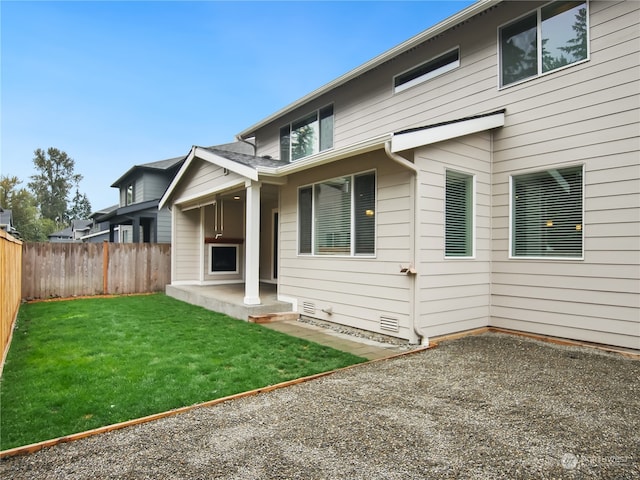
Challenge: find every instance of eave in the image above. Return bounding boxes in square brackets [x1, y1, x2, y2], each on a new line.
[236, 0, 501, 139]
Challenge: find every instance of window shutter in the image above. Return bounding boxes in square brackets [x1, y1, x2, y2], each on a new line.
[512, 166, 583, 257]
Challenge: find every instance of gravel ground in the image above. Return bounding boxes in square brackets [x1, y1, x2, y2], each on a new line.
[2, 332, 639, 479]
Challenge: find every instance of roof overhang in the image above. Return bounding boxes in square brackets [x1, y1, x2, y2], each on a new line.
[391, 109, 506, 152]
[160, 146, 261, 210]
[160, 135, 390, 210]
[161, 108, 505, 211]
[236, 0, 501, 139]
[256, 134, 390, 177]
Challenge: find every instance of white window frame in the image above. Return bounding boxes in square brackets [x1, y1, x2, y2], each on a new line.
[509, 164, 585, 260]
[280, 104, 334, 162]
[297, 170, 377, 258]
[394, 47, 460, 93]
[444, 169, 476, 259]
[498, 0, 590, 89]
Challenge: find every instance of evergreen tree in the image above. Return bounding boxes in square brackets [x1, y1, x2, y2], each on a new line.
[27, 147, 89, 225]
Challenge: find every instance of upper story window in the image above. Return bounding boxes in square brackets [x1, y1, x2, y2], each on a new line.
[125, 183, 134, 205]
[500, 1, 588, 87]
[394, 48, 460, 93]
[298, 171, 375, 256]
[280, 105, 333, 162]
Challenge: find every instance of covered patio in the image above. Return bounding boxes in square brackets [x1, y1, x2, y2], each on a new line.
[166, 283, 293, 321]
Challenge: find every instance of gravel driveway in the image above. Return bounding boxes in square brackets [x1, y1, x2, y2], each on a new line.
[2, 332, 638, 479]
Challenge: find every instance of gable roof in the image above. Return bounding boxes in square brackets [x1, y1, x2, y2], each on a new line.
[111, 155, 186, 188]
[161, 108, 506, 209]
[236, 0, 501, 140]
[160, 142, 285, 209]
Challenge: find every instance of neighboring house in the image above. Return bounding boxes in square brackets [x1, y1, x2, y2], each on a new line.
[48, 219, 93, 243]
[80, 205, 118, 243]
[160, 0, 639, 350]
[97, 156, 186, 243]
[99, 142, 253, 244]
[0, 207, 20, 239]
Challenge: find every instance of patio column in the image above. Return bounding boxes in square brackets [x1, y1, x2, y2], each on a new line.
[244, 180, 261, 305]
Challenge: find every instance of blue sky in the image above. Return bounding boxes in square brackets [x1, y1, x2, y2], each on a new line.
[1, 1, 473, 211]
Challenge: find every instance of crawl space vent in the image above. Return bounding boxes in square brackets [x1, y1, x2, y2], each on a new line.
[380, 315, 399, 332]
[302, 302, 316, 315]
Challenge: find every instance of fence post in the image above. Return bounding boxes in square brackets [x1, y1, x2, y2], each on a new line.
[103, 241, 109, 294]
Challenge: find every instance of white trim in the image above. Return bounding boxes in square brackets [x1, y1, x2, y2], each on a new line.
[171, 207, 177, 283]
[199, 208, 205, 281]
[160, 146, 197, 210]
[392, 111, 505, 152]
[160, 146, 258, 210]
[273, 134, 390, 176]
[236, 0, 502, 139]
[195, 147, 259, 181]
[175, 179, 246, 209]
[277, 294, 298, 311]
[79, 229, 110, 241]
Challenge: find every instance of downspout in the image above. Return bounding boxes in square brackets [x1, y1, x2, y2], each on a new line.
[384, 141, 429, 346]
[236, 135, 257, 156]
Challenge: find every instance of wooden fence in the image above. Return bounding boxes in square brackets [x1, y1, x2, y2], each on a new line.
[1, 230, 23, 375]
[21, 242, 171, 300]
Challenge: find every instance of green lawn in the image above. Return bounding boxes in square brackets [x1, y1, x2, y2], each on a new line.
[0, 294, 365, 450]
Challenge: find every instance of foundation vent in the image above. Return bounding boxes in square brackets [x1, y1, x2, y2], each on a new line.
[380, 315, 399, 332]
[302, 302, 316, 315]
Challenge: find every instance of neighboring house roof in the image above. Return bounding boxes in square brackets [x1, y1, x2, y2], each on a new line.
[48, 219, 93, 240]
[111, 155, 186, 188]
[236, 0, 501, 140]
[90, 205, 119, 219]
[112, 141, 253, 188]
[49, 225, 73, 239]
[72, 219, 93, 233]
[95, 199, 160, 223]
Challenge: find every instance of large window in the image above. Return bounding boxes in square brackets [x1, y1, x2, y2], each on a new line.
[511, 165, 583, 258]
[394, 48, 460, 93]
[280, 105, 333, 162]
[445, 170, 474, 257]
[500, 1, 588, 87]
[298, 171, 375, 256]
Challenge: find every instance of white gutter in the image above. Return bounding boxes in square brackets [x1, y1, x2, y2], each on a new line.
[384, 141, 427, 346]
[237, 0, 501, 139]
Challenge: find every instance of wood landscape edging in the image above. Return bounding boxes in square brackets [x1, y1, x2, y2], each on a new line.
[0, 346, 431, 459]
[2, 327, 636, 459]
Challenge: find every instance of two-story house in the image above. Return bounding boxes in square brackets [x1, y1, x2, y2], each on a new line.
[101, 142, 255, 244]
[97, 156, 186, 243]
[160, 0, 639, 350]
